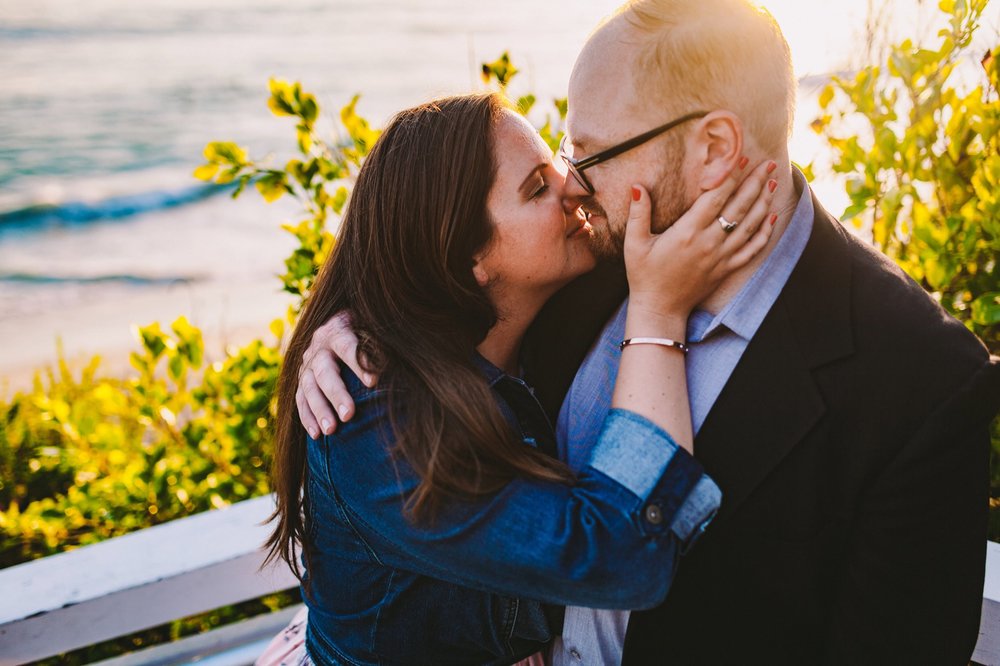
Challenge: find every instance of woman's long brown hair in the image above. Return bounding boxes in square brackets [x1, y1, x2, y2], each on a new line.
[264, 93, 573, 583]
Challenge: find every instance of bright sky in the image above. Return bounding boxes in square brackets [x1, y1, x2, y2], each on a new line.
[759, 0, 998, 77]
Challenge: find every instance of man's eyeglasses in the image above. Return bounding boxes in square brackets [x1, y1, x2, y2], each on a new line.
[557, 111, 709, 196]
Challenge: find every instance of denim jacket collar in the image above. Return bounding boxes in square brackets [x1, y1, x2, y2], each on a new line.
[472, 351, 509, 388]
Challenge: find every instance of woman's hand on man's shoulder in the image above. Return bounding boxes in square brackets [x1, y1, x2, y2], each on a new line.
[297, 311, 379, 437]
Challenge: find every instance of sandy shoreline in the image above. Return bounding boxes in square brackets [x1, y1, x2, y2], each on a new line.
[0, 276, 295, 396]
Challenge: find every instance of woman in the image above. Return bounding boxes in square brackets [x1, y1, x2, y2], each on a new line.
[260, 92, 777, 665]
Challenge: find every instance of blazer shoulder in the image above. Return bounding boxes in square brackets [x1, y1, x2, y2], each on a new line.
[839, 224, 990, 373]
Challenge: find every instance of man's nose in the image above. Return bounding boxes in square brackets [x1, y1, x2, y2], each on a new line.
[561, 176, 590, 213]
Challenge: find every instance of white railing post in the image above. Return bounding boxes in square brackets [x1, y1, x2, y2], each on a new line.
[974, 540, 1000, 666]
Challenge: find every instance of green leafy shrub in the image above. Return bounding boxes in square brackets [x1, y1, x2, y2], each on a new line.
[812, 0, 1000, 536]
[0, 319, 280, 567]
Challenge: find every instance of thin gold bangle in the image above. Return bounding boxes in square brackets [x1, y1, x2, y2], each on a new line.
[619, 337, 690, 355]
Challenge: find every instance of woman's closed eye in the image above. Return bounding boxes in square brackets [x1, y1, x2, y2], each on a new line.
[529, 176, 549, 200]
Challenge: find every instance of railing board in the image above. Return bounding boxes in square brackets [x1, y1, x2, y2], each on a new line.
[0, 496, 297, 665]
[88, 604, 303, 666]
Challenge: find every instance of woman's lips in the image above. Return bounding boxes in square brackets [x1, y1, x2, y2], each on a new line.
[566, 219, 593, 238]
[566, 209, 592, 238]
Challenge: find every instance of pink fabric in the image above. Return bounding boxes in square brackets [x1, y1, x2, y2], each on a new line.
[255, 606, 311, 666]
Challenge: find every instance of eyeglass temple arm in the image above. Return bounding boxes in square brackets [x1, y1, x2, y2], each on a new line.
[571, 111, 709, 170]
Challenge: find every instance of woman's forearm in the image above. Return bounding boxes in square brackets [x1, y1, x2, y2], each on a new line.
[610, 302, 694, 453]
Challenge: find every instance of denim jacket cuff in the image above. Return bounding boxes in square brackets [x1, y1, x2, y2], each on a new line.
[587, 408, 721, 549]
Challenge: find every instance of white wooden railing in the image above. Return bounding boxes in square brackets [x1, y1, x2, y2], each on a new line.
[0, 496, 296, 665]
[0, 496, 998, 665]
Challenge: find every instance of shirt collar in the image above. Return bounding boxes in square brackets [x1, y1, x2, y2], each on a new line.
[689, 167, 815, 343]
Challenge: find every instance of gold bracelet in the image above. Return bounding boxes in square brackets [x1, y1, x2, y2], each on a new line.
[619, 337, 690, 355]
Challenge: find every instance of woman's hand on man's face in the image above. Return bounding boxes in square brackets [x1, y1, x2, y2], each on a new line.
[624, 158, 779, 319]
[296, 311, 376, 438]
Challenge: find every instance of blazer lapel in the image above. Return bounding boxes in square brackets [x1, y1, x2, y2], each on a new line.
[695, 198, 856, 520]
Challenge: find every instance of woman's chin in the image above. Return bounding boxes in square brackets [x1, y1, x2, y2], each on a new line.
[563, 244, 599, 282]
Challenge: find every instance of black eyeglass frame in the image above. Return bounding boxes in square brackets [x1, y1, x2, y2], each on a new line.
[558, 110, 710, 195]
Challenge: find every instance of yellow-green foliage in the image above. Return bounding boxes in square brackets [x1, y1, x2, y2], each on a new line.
[813, 0, 999, 534]
[0, 319, 280, 567]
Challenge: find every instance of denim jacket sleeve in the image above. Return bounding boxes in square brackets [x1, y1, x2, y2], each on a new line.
[319, 376, 721, 611]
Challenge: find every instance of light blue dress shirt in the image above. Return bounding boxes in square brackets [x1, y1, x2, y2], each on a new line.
[551, 171, 815, 666]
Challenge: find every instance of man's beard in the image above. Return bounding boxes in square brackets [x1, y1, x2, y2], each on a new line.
[585, 171, 690, 262]
[582, 198, 624, 262]
[586, 141, 690, 262]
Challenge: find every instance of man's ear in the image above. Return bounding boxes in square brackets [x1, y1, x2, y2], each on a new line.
[688, 111, 743, 191]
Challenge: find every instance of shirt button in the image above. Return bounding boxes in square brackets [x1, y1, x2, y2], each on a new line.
[645, 504, 663, 525]
[570, 648, 582, 661]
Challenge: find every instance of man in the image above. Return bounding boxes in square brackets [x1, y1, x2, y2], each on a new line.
[295, 1, 999, 663]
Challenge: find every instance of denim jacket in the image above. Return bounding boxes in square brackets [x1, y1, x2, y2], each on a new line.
[302, 357, 721, 666]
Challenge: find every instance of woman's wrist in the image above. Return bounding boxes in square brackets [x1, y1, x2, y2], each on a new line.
[624, 300, 689, 341]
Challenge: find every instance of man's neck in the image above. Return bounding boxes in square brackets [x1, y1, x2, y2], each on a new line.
[700, 165, 802, 315]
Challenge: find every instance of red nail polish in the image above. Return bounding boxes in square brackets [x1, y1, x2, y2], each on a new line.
[770, 213, 778, 226]
[631, 186, 641, 201]
[738, 156, 749, 170]
[766, 161, 777, 174]
[768, 179, 778, 193]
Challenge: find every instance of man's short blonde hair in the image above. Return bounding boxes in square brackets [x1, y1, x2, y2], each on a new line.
[621, 0, 796, 154]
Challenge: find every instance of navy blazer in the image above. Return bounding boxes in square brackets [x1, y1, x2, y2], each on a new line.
[525, 194, 1000, 665]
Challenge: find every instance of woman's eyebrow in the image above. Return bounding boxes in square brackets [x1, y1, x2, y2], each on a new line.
[518, 163, 548, 195]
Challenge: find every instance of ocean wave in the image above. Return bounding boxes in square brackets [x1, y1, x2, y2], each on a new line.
[0, 273, 201, 286]
[0, 183, 231, 233]
[0, 273, 205, 287]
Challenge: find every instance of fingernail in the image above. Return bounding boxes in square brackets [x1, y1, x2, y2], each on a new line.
[770, 213, 778, 226]
[631, 186, 641, 202]
[337, 404, 349, 419]
[768, 179, 777, 193]
[766, 161, 777, 174]
[308, 428, 318, 439]
[321, 418, 332, 433]
[738, 156, 749, 170]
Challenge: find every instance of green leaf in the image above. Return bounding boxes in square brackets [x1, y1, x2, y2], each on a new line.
[300, 96, 319, 124]
[133, 323, 167, 360]
[193, 164, 219, 181]
[203, 141, 248, 166]
[168, 354, 184, 382]
[481, 52, 519, 88]
[214, 167, 240, 185]
[255, 173, 288, 203]
[818, 85, 835, 110]
[331, 186, 349, 215]
[553, 97, 568, 120]
[267, 78, 295, 117]
[971, 293, 1000, 325]
[516, 94, 536, 116]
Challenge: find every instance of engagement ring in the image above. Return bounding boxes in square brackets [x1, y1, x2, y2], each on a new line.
[718, 215, 739, 233]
